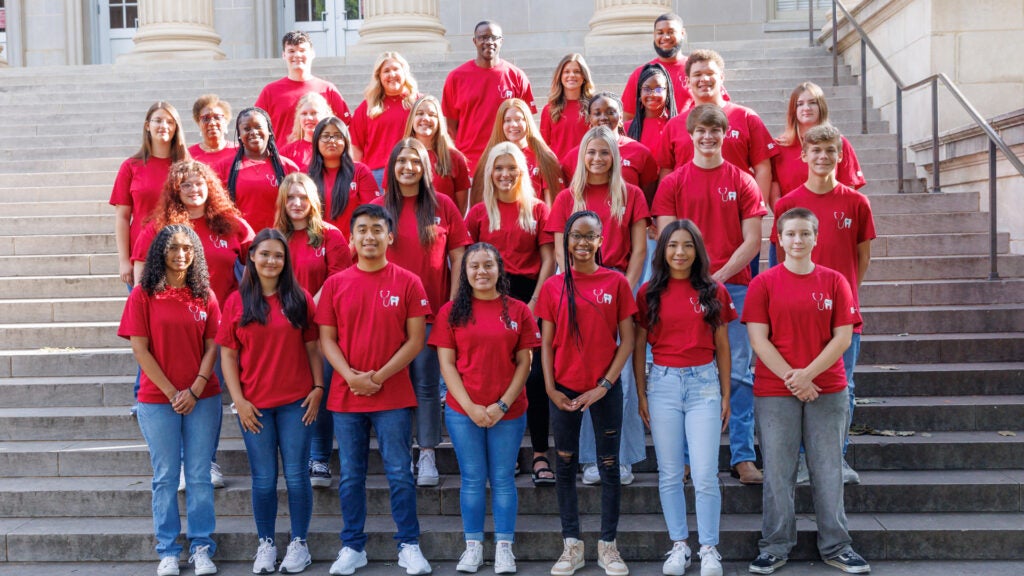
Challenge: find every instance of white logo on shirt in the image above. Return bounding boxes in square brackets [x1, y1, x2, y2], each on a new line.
[350, 182, 358, 190]
[593, 289, 613, 305]
[835, 211, 853, 230]
[209, 235, 228, 249]
[850, 306, 857, 315]
[690, 297, 705, 314]
[622, 159, 632, 167]
[315, 247, 326, 258]
[729, 129, 740, 139]
[433, 217, 442, 225]
[188, 303, 207, 323]
[504, 317, 520, 333]
[718, 188, 737, 203]
[266, 174, 279, 187]
[768, 142, 776, 150]
[499, 87, 514, 99]
[531, 167, 540, 176]
[811, 292, 833, 311]
[381, 290, 400, 308]
[421, 299, 429, 307]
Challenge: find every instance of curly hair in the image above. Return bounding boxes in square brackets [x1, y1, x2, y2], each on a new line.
[150, 160, 242, 237]
[239, 228, 309, 329]
[139, 224, 211, 303]
[448, 242, 512, 328]
[645, 219, 721, 330]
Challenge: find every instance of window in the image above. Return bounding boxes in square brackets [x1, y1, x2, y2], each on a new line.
[0, 0, 6, 33]
[295, 0, 327, 22]
[109, 0, 139, 30]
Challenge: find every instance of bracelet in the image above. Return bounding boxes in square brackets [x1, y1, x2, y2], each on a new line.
[196, 374, 209, 382]
[597, 378, 614, 390]
[312, 385, 325, 390]
[188, 388, 200, 400]
[496, 399, 510, 414]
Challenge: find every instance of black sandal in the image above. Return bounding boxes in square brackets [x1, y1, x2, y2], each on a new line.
[532, 456, 556, 486]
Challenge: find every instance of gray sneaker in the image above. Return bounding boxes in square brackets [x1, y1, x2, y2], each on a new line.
[842, 459, 861, 485]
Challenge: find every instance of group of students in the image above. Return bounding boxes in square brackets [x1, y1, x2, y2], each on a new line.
[111, 13, 877, 576]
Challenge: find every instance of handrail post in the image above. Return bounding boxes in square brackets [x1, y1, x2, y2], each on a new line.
[896, 88, 904, 193]
[832, 0, 839, 86]
[861, 39, 868, 134]
[809, 0, 815, 47]
[989, 140, 999, 279]
[931, 78, 941, 193]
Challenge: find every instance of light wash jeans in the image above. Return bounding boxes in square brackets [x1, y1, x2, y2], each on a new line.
[725, 282, 756, 466]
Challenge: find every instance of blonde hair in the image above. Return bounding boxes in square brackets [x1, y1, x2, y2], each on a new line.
[570, 126, 627, 224]
[275, 172, 326, 248]
[364, 52, 418, 119]
[481, 142, 538, 234]
[778, 81, 831, 147]
[289, 92, 331, 143]
[404, 95, 456, 177]
[472, 98, 562, 205]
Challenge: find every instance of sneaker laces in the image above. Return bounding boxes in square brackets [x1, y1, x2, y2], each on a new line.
[557, 542, 578, 565]
[254, 538, 276, 562]
[311, 461, 330, 475]
[496, 542, 515, 565]
[282, 538, 306, 563]
[699, 545, 721, 561]
[190, 545, 213, 567]
[602, 542, 625, 565]
[666, 541, 688, 562]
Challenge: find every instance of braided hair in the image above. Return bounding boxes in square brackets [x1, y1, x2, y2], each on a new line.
[226, 107, 288, 201]
[560, 210, 603, 350]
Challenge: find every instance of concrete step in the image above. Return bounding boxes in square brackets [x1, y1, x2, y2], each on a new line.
[864, 254, 1024, 281]
[0, 405, 231, 442]
[0, 347, 135, 379]
[0, 376, 134, 408]
[859, 278, 1024, 307]
[0, 254, 117, 277]
[0, 234, 117, 257]
[870, 232, 1010, 258]
[856, 363, 1024, 397]
[854, 395, 1024, 433]
[0, 201, 109, 217]
[0, 215, 115, 236]
[0, 173, 112, 189]
[862, 304, 1024, 335]
[0, 297, 125, 324]
[860, 332, 1024, 364]
[850, 431, 1024, 471]
[0, 157, 121, 175]
[0, 275, 124, 299]
[0, 321, 123, 350]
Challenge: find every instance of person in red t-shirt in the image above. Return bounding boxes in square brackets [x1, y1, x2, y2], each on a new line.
[404, 95, 471, 214]
[188, 94, 237, 168]
[372, 138, 471, 488]
[307, 117, 381, 238]
[217, 107, 299, 234]
[541, 53, 595, 160]
[467, 142, 556, 485]
[634, 220, 734, 575]
[651, 104, 767, 484]
[428, 243, 540, 573]
[118, 224, 221, 576]
[111, 102, 190, 287]
[442, 20, 536, 170]
[742, 208, 870, 576]
[472, 98, 564, 206]
[217, 228, 322, 574]
[537, 211, 636, 576]
[279, 92, 331, 172]
[624, 63, 678, 179]
[255, 30, 351, 144]
[317, 204, 432, 575]
[350, 52, 421, 186]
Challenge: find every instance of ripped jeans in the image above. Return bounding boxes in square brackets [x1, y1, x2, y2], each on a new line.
[550, 382, 622, 541]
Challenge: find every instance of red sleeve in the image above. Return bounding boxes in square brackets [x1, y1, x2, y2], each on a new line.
[131, 223, 158, 263]
[354, 163, 382, 202]
[737, 170, 768, 219]
[254, 87, 270, 116]
[535, 201, 554, 245]
[214, 292, 241, 349]
[540, 105, 553, 144]
[769, 195, 792, 246]
[616, 274, 639, 321]
[534, 277, 558, 323]
[441, 73, 459, 123]
[746, 113, 778, 167]
[626, 183, 651, 225]
[314, 276, 339, 327]
[650, 171, 678, 217]
[426, 303, 455, 349]
[514, 302, 542, 349]
[544, 189, 572, 234]
[656, 121, 679, 169]
[621, 66, 642, 116]
[349, 101, 369, 150]
[281, 157, 300, 175]
[325, 87, 352, 124]
[740, 275, 770, 325]
[203, 292, 221, 340]
[838, 137, 867, 189]
[856, 194, 877, 244]
[109, 159, 135, 206]
[717, 283, 738, 323]
[465, 204, 483, 242]
[236, 217, 256, 264]
[442, 196, 472, 252]
[634, 284, 650, 329]
[302, 291, 319, 342]
[831, 273, 861, 329]
[517, 70, 537, 113]
[325, 225, 352, 275]
[404, 273, 432, 318]
[451, 149, 471, 192]
[117, 288, 150, 339]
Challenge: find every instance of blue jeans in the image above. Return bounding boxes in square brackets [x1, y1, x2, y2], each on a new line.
[842, 333, 861, 454]
[446, 407, 527, 542]
[371, 167, 386, 189]
[310, 358, 335, 462]
[333, 409, 419, 551]
[578, 354, 647, 467]
[137, 396, 220, 559]
[410, 324, 441, 449]
[240, 398, 313, 540]
[768, 243, 778, 268]
[647, 361, 723, 545]
[725, 283, 756, 466]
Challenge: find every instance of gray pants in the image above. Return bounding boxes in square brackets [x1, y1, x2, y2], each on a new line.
[754, 389, 853, 559]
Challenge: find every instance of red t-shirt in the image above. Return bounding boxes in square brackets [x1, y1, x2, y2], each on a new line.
[625, 115, 670, 172]
[320, 163, 382, 236]
[466, 199, 553, 278]
[188, 143, 237, 168]
[131, 216, 255, 305]
[254, 76, 352, 143]
[742, 264, 861, 397]
[350, 95, 418, 170]
[652, 161, 767, 285]
[540, 100, 590, 160]
[546, 183, 650, 272]
[430, 148, 471, 207]
[535, 267, 637, 393]
[622, 57, 731, 116]
[118, 287, 221, 404]
[428, 297, 541, 420]
[520, 146, 563, 197]
[636, 279, 737, 367]
[109, 156, 173, 250]
[771, 137, 866, 205]
[442, 59, 536, 169]
[280, 139, 313, 172]
[216, 291, 318, 409]
[560, 135, 659, 193]
[770, 184, 876, 328]
[371, 194, 472, 322]
[658, 102, 777, 172]
[214, 156, 299, 233]
[288, 224, 353, 295]
[315, 263, 431, 413]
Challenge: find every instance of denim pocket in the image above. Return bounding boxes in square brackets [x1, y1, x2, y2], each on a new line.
[692, 362, 721, 400]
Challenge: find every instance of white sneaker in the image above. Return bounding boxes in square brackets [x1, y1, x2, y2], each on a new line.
[157, 556, 180, 576]
[178, 467, 186, 492]
[252, 538, 277, 574]
[842, 459, 861, 485]
[597, 540, 629, 576]
[551, 538, 584, 576]
[279, 538, 311, 573]
[190, 545, 217, 575]
[662, 541, 691, 575]
[494, 540, 517, 574]
[698, 545, 723, 576]
[210, 462, 225, 489]
[329, 547, 367, 576]
[581, 464, 599, 485]
[416, 450, 439, 487]
[398, 543, 432, 575]
[619, 464, 634, 486]
[456, 540, 483, 573]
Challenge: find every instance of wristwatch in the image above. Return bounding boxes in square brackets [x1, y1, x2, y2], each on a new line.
[496, 399, 510, 413]
[598, 378, 614, 390]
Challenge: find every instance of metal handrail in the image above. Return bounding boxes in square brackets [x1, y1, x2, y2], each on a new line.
[818, 0, 1024, 279]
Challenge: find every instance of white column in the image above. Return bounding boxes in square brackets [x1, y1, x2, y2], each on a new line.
[352, 0, 450, 55]
[585, 0, 671, 51]
[117, 0, 225, 63]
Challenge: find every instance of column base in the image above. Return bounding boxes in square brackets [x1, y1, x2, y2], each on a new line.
[351, 14, 450, 55]
[584, 1, 669, 52]
[117, 23, 226, 63]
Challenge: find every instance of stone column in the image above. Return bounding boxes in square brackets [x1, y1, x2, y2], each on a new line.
[585, 0, 671, 51]
[117, 0, 225, 63]
[351, 0, 450, 55]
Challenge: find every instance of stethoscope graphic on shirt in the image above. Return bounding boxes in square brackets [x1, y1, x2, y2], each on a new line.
[810, 292, 833, 311]
[592, 289, 613, 305]
[380, 290, 400, 308]
[188, 303, 208, 322]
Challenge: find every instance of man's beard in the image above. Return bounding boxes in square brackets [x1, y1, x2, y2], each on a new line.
[653, 41, 683, 59]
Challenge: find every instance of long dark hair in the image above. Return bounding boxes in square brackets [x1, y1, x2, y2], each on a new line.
[307, 116, 356, 221]
[226, 107, 288, 201]
[239, 228, 309, 328]
[448, 242, 512, 328]
[132, 101, 190, 164]
[139, 224, 211, 303]
[560, 210, 604, 350]
[384, 138, 437, 246]
[645, 219, 721, 330]
[626, 63, 677, 142]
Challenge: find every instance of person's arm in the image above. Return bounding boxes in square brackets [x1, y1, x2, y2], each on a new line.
[319, 325, 379, 396]
[553, 232, 565, 274]
[530, 244, 556, 313]
[783, 324, 853, 402]
[713, 324, 732, 431]
[115, 205, 133, 285]
[130, 335, 179, 402]
[350, 145, 364, 162]
[746, 322, 795, 383]
[634, 325, 650, 428]
[132, 261, 145, 287]
[574, 316, 635, 411]
[168, 337, 216, 415]
[752, 159, 772, 203]
[484, 348, 533, 427]
[300, 340, 324, 425]
[625, 220, 648, 289]
[542, 320, 572, 411]
[767, 181, 781, 215]
[856, 240, 872, 288]
[454, 188, 469, 216]
[655, 215, 675, 235]
[438, 346, 491, 427]
[447, 118, 459, 142]
[711, 217, 762, 284]
[220, 345, 262, 433]
[448, 246, 466, 300]
[659, 167, 672, 180]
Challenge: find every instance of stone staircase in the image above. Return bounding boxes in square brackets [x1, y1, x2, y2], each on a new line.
[1, 37, 1023, 567]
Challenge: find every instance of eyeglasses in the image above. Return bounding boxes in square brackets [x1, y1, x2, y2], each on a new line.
[148, 118, 176, 127]
[319, 133, 345, 143]
[475, 35, 502, 43]
[200, 114, 226, 124]
[569, 233, 601, 242]
[641, 86, 666, 96]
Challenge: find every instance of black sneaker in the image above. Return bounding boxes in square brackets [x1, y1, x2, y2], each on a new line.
[825, 551, 871, 574]
[309, 460, 332, 488]
[749, 552, 786, 574]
